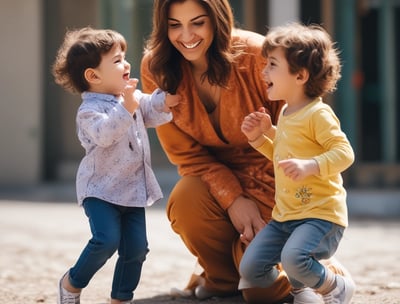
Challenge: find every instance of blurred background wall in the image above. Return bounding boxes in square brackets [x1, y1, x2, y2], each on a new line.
[1, 0, 399, 209]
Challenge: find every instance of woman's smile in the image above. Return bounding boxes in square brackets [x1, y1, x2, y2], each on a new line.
[181, 40, 202, 49]
[167, 0, 213, 65]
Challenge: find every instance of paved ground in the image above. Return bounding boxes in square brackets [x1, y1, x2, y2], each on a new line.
[1, 198, 400, 304]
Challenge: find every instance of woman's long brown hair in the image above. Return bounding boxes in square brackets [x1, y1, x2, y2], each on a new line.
[144, 0, 241, 93]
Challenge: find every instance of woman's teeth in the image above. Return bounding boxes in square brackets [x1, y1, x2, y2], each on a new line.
[183, 41, 201, 49]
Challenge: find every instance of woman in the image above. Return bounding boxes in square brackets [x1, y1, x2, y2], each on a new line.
[140, 1, 351, 303]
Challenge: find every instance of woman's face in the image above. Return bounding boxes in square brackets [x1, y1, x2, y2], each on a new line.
[167, 0, 214, 66]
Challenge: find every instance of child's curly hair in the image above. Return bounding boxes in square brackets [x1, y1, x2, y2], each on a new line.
[52, 27, 127, 94]
[262, 23, 341, 99]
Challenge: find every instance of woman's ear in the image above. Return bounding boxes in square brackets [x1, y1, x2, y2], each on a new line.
[84, 68, 101, 85]
[296, 68, 309, 85]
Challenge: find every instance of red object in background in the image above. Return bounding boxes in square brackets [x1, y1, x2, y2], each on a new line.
[352, 70, 364, 89]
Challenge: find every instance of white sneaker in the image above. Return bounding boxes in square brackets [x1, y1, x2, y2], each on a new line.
[57, 272, 81, 304]
[322, 275, 355, 304]
[292, 287, 323, 304]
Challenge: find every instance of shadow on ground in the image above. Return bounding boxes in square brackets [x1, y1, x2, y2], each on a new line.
[134, 294, 245, 303]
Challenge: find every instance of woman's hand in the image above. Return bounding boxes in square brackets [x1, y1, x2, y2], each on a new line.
[227, 195, 266, 246]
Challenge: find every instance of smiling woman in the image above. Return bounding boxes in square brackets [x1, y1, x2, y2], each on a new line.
[143, 0, 236, 95]
[166, 1, 219, 115]
[140, 1, 354, 303]
[166, 1, 213, 65]
[140, 0, 290, 302]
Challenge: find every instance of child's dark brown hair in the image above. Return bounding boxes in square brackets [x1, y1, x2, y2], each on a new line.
[262, 22, 341, 99]
[52, 27, 127, 94]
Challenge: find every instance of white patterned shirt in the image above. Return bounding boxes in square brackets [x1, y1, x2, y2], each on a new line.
[75, 89, 172, 207]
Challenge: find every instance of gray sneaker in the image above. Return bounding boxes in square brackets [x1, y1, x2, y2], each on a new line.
[322, 275, 355, 304]
[57, 272, 81, 304]
[292, 287, 323, 304]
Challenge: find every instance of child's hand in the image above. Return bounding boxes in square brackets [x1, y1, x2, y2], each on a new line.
[125, 78, 139, 94]
[278, 158, 320, 181]
[241, 107, 272, 141]
[163, 93, 182, 112]
[122, 78, 140, 114]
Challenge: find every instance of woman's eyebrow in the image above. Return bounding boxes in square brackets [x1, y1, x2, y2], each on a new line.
[168, 14, 208, 22]
[190, 14, 208, 21]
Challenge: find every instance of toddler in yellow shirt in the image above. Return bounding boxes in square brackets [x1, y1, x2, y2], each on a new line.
[240, 22, 355, 304]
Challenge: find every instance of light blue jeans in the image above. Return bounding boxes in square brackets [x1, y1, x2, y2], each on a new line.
[239, 219, 344, 290]
[68, 197, 149, 301]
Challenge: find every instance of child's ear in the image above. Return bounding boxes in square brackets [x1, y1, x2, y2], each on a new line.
[84, 68, 101, 85]
[296, 68, 309, 84]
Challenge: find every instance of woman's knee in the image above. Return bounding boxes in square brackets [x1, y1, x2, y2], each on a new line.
[167, 176, 218, 233]
[167, 177, 208, 208]
[166, 176, 237, 261]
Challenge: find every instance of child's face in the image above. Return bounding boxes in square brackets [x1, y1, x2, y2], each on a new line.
[262, 47, 297, 101]
[94, 44, 131, 96]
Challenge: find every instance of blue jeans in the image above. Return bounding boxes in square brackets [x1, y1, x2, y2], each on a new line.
[239, 219, 344, 290]
[68, 197, 149, 301]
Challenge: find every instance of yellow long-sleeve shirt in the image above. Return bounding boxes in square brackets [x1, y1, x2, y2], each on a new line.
[250, 98, 354, 227]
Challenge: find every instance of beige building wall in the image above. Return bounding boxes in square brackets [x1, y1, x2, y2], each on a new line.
[0, 1, 398, 191]
[44, 0, 100, 181]
[0, 0, 43, 185]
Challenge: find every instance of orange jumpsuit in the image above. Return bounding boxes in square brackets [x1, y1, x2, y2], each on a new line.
[141, 30, 295, 303]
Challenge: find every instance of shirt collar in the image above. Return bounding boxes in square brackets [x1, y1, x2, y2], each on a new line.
[81, 91, 119, 102]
